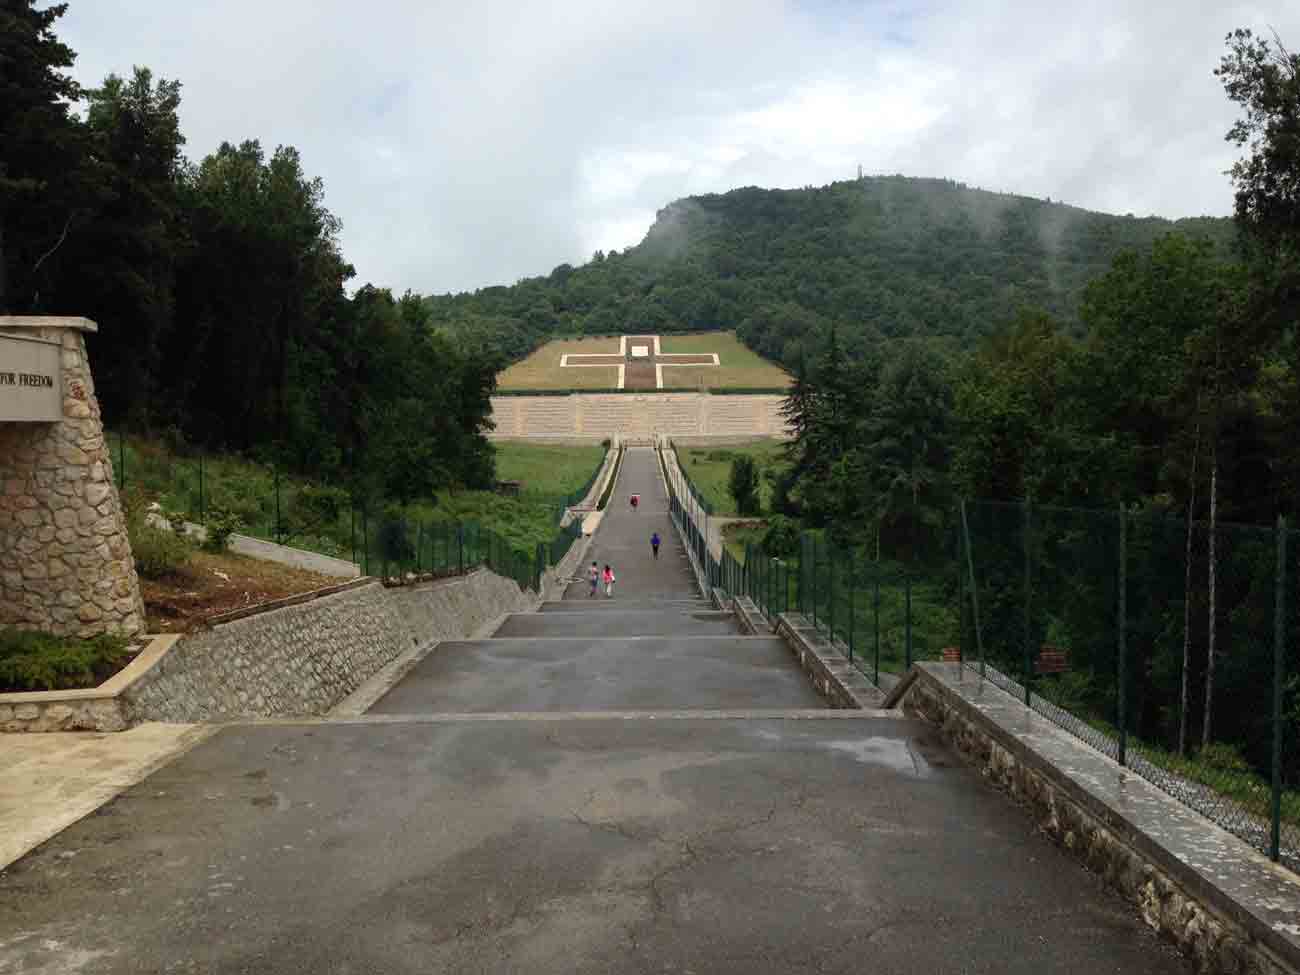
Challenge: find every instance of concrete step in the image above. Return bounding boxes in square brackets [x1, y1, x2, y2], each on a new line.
[540, 599, 713, 613]
[367, 636, 827, 713]
[493, 610, 739, 638]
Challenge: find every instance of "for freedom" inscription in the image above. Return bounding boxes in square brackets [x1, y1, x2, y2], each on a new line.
[0, 334, 62, 421]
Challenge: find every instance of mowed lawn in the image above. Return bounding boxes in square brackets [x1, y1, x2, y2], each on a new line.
[496, 336, 622, 390]
[495, 331, 790, 390]
[678, 440, 791, 515]
[493, 441, 607, 499]
[659, 332, 790, 389]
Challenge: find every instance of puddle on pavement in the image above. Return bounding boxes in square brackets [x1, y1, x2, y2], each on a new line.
[748, 728, 931, 778]
[822, 738, 930, 777]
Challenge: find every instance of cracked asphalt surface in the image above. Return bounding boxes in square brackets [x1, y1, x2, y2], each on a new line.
[0, 717, 1189, 974]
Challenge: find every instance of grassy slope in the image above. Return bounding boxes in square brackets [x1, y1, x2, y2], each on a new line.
[493, 441, 606, 498]
[113, 434, 607, 558]
[678, 440, 790, 515]
[496, 336, 622, 389]
[658, 332, 790, 388]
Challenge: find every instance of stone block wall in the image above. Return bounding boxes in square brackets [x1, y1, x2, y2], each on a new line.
[0, 318, 144, 637]
[121, 570, 535, 723]
[489, 393, 793, 440]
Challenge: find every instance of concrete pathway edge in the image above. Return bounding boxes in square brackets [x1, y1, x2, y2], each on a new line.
[0, 723, 217, 872]
[897, 661, 1300, 975]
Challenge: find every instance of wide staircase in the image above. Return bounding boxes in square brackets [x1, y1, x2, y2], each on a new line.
[368, 446, 824, 715]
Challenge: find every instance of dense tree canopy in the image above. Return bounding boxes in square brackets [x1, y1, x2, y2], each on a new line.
[0, 3, 497, 499]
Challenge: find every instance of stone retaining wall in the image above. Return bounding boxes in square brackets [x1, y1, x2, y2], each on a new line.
[489, 393, 792, 440]
[894, 663, 1300, 975]
[121, 570, 532, 723]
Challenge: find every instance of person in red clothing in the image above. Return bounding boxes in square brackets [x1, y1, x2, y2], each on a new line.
[630, 494, 639, 510]
[602, 564, 616, 597]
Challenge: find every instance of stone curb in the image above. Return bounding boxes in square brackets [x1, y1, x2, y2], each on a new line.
[205, 576, 375, 625]
[897, 662, 1300, 975]
[0, 632, 179, 732]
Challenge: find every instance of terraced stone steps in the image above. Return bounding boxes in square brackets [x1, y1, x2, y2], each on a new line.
[367, 635, 824, 713]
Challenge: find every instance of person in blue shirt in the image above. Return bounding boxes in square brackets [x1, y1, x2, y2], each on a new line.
[651, 531, 661, 560]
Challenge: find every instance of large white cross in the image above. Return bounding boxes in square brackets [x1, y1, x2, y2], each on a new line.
[559, 335, 720, 390]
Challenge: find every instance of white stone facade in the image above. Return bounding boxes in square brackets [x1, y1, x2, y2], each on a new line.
[0, 317, 144, 638]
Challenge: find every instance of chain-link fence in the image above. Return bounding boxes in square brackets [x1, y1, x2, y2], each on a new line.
[110, 432, 602, 595]
[960, 500, 1298, 870]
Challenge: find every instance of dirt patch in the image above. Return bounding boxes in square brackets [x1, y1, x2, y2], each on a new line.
[142, 551, 339, 633]
[624, 362, 657, 389]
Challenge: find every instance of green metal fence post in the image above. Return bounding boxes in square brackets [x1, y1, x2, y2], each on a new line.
[829, 543, 836, 643]
[362, 504, 369, 577]
[350, 501, 356, 567]
[198, 454, 205, 521]
[958, 514, 966, 669]
[1272, 515, 1287, 861]
[848, 551, 856, 664]
[458, 525, 465, 575]
[118, 432, 125, 490]
[1118, 505, 1128, 767]
[873, 571, 881, 685]
[811, 536, 819, 629]
[905, 571, 913, 670]
[1023, 500, 1033, 706]
[960, 500, 985, 678]
[274, 466, 282, 544]
[416, 522, 424, 575]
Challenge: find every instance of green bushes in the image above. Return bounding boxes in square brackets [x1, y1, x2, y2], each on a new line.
[729, 456, 760, 515]
[0, 628, 134, 692]
[121, 490, 192, 579]
[200, 508, 244, 553]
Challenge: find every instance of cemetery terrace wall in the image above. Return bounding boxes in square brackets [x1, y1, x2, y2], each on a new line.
[489, 392, 792, 440]
[0, 317, 144, 638]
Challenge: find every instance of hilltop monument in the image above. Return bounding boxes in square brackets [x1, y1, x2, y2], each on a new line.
[560, 334, 720, 390]
[0, 317, 144, 638]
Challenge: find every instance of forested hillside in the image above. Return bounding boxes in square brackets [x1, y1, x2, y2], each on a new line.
[426, 177, 1234, 369]
[1, 2, 496, 501]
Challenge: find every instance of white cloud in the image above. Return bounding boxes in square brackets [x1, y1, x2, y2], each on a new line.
[55, 0, 1300, 295]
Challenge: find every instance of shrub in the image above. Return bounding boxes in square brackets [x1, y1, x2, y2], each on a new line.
[128, 509, 192, 579]
[201, 507, 244, 553]
[762, 515, 800, 558]
[729, 456, 761, 516]
[1197, 742, 1252, 773]
[290, 485, 350, 536]
[376, 507, 415, 565]
[0, 628, 133, 692]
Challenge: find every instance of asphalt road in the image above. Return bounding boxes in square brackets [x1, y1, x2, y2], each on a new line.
[0, 716, 1189, 974]
[368, 635, 826, 712]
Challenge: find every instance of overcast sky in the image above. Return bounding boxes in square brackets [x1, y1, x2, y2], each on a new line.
[56, 1, 1299, 296]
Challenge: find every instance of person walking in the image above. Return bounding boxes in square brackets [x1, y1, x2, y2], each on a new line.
[651, 531, 660, 560]
[587, 561, 599, 598]
[602, 563, 616, 598]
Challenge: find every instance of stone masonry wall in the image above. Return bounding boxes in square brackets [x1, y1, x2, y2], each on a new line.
[121, 569, 534, 723]
[0, 318, 144, 637]
[900, 670, 1295, 975]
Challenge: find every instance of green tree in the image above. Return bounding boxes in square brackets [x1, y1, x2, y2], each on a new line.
[729, 455, 761, 516]
[57, 67, 186, 423]
[0, 0, 88, 310]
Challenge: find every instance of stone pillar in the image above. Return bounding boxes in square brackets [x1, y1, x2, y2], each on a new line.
[0, 317, 145, 638]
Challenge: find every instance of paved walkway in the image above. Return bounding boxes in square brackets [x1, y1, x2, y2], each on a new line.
[564, 447, 694, 600]
[0, 446, 1192, 973]
[0, 723, 212, 871]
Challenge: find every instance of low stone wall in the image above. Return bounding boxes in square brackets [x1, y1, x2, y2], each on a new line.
[894, 663, 1300, 975]
[770, 610, 884, 708]
[121, 570, 532, 723]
